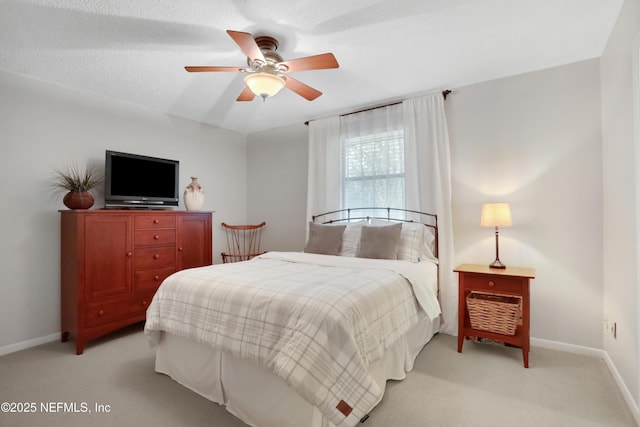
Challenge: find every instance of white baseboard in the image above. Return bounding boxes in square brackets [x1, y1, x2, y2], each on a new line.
[0, 332, 60, 357]
[531, 337, 606, 358]
[603, 351, 640, 427]
[532, 337, 640, 426]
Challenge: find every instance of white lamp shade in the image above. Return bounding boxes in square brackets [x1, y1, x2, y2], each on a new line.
[244, 72, 285, 98]
[480, 203, 512, 227]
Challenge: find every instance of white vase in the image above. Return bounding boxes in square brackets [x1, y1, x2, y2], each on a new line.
[184, 177, 204, 211]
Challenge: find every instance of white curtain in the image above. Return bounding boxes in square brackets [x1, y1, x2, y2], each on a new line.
[306, 93, 457, 335]
[306, 116, 341, 224]
[403, 93, 457, 335]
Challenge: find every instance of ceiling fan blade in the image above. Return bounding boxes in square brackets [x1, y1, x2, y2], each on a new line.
[236, 86, 255, 102]
[284, 76, 322, 101]
[279, 53, 339, 72]
[185, 66, 247, 72]
[227, 30, 265, 63]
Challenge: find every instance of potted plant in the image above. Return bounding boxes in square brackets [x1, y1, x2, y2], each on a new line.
[51, 164, 101, 209]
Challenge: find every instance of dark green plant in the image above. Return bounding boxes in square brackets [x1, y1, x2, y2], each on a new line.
[51, 164, 101, 193]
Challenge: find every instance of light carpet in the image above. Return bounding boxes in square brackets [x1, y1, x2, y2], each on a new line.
[0, 324, 636, 427]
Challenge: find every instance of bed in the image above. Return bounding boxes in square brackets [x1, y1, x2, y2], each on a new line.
[144, 208, 441, 427]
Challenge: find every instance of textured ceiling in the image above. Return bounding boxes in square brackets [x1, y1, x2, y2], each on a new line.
[0, 0, 624, 134]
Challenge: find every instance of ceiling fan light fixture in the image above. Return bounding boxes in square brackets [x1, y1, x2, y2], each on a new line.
[244, 72, 285, 100]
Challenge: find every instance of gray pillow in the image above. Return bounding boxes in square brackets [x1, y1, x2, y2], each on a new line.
[357, 223, 402, 260]
[304, 222, 347, 255]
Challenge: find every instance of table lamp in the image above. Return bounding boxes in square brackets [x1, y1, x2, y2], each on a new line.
[481, 203, 512, 269]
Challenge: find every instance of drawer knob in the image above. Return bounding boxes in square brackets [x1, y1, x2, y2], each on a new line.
[178, 247, 183, 252]
[154, 254, 160, 259]
[98, 310, 104, 316]
[153, 219, 160, 224]
[154, 275, 160, 281]
[488, 281, 495, 287]
[127, 252, 133, 257]
[154, 235, 160, 240]
[141, 301, 148, 307]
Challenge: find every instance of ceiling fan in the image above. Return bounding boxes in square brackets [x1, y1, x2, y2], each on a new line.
[185, 30, 339, 102]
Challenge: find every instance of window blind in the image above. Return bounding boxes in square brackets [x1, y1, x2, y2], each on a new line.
[341, 128, 405, 211]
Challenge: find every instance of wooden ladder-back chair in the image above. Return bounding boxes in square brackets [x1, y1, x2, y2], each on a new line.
[221, 221, 267, 263]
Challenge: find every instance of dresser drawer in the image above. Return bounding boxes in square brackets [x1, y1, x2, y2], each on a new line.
[134, 246, 176, 268]
[85, 292, 154, 328]
[135, 215, 176, 230]
[463, 274, 523, 294]
[134, 266, 175, 291]
[134, 229, 176, 247]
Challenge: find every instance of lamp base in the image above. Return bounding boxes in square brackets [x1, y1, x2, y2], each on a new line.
[489, 259, 506, 269]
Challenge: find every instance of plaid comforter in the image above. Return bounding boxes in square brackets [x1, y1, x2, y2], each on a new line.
[144, 251, 440, 427]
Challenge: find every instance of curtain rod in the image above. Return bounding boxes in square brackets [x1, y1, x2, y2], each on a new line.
[304, 89, 451, 126]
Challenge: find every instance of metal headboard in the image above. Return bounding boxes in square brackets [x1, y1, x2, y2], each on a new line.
[312, 207, 438, 260]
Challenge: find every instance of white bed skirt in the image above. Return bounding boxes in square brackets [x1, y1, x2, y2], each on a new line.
[154, 313, 439, 427]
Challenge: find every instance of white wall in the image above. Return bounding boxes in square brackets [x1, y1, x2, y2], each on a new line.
[601, 0, 640, 409]
[448, 59, 604, 349]
[246, 123, 309, 252]
[0, 70, 247, 351]
[246, 59, 605, 351]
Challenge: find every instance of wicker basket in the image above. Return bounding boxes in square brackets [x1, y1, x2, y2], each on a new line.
[466, 292, 522, 336]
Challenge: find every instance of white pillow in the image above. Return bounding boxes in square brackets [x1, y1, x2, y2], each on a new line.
[370, 219, 436, 262]
[339, 220, 368, 257]
[399, 221, 436, 261]
[422, 227, 437, 261]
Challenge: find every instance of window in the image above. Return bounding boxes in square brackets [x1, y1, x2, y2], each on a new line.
[340, 128, 405, 211]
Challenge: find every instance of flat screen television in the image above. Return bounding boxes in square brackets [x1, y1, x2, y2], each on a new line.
[105, 150, 179, 208]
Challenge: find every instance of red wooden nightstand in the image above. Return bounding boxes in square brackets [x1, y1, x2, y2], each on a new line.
[454, 264, 535, 368]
